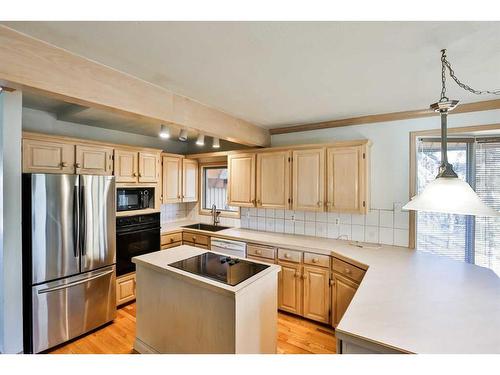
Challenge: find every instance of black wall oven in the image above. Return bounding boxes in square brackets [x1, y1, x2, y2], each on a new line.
[117, 187, 154, 212]
[116, 212, 160, 276]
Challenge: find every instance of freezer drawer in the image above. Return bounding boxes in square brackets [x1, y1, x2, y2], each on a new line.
[31, 266, 116, 353]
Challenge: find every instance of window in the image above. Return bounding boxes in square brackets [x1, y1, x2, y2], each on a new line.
[416, 137, 500, 276]
[201, 165, 239, 215]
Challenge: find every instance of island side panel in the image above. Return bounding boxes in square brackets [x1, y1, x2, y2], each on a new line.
[234, 270, 279, 354]
[134, 265, 236, 354]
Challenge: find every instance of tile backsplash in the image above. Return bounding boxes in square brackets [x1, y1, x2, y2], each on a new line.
[160, 202, 197, 222]
[240, 208, 409, 247]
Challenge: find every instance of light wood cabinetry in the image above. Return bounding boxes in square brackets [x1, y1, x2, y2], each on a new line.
[162, 155, 182, 203]
[331, 273, 359, 327]
[114, 149, 138, 183]
[256, 151, 291, 209]
[75, 144, 113, 175]
[227, 153, 256, 207]
[303, 265, 330, 323]
[138, 152, 160, 183]
[161, 232, 182, 249]
[292, 148, 325, 212]
[116, 272, 136, 306]
[327, 145, 369, 214]
[278, 261, 303, 315]
[22, 138, 75, 174]
[247, 243, 276, 261]
[182, 159, 198, 202]
[182, 231, 210, 249]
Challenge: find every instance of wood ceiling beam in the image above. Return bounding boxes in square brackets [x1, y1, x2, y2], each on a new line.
[0, 25, 270, 147]
[269, 99, 500, 135]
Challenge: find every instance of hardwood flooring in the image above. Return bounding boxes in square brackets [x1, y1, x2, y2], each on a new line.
[48, 303, 336, 354]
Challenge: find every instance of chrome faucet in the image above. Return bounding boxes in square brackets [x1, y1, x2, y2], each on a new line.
[211, 204, 221, 226]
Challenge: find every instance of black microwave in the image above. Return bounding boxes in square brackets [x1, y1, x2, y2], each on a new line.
[117, 187, 154, 212]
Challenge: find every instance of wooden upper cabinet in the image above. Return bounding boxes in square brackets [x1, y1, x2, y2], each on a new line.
[138, 152, 160, 183]
[327, 145, 368, 214]
[228, 153, 256, 207]
[331, 273, 359, 327]
[75, 144, 113, 175]
[114, 149, 138, 183]
[278, 261, 302, 315]
[292, 148, 325, 212]
[303, 265, 330, 324]
[162, 156, 182, 203]
[182, 159, 198, 202]
[256, 151, 291, 209]
[22, 138, 75, 174]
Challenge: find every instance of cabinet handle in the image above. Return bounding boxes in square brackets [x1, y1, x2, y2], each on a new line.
[294, 272, 300, 278]
[192, 236, 196, 241]
[133, 172, 138, 177]
[138, 173, 142, 177]
[170, 238, 174, 243]
[326, 202, 332, 207]
[257, 200, 261, 205]
[61, 162, 68, 167]
[317, 201, 323, 207]
[252, 199, 256, 205]
[256, 250, 262, 255]
[344, 268, 351, 274]
[302, 274, 307, 280]
[75, 163, 81, 168]
[312, 258, 319, 263]
[177, 195, 181, 199]
[329, 279, 334, 286]
[285, 253, 291, 259]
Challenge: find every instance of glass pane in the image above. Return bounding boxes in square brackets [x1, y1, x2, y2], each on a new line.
[203, 167, 238, 212]
[416, 141, 468, 261]
[475, 142, 500, 276]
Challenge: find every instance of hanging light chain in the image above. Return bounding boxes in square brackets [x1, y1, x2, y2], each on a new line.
[441, 49, 500, 97]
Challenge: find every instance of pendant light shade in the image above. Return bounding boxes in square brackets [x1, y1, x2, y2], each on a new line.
[178, 129, 188, 141]
[403, 177, 500, 216]
[212, 137, 220, 148]
[196, 134, 205, 146]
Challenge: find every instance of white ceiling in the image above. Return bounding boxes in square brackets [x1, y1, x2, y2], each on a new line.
[3, 21, 500, 128]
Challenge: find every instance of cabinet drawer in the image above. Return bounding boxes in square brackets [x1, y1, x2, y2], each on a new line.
[247, 255, 275, 265]
[304, 252, 330, 268]
[278, 248, 302, 263]
[183, 242, 209, 250]
[161, 232, 182, 246]
[247, 244, 276, 260]
[332, 257, 366, 283]
[116, 273, 136, 306]
[182, 232, 210, 246]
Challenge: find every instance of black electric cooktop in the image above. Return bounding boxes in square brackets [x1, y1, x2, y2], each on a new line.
[168, 252, 269, 286]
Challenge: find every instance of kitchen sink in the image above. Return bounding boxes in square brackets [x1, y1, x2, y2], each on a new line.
[181, 223, 231, 232]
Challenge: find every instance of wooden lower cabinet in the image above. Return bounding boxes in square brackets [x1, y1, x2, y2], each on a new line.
[303, 265, 331, 323]
[331, 272, 359, 327]
[278, 261, 302, 315]
[161, 232, 182, 249]
[116, 272, 136, 306]
[183, 242, 209, 250]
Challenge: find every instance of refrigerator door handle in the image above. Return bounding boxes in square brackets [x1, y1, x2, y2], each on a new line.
[73, 183, 80, 258]
[79, 183, 86, 256]
[37, 268, 114, 294]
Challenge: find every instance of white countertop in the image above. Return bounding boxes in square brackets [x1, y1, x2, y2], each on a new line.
[133, 245, 281, 295]
[161, 220, 500, 353]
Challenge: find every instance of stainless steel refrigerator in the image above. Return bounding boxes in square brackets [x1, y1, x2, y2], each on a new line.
[22, 174, 117, 353]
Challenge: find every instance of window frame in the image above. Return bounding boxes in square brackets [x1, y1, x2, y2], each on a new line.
[198, 161, 240, 219]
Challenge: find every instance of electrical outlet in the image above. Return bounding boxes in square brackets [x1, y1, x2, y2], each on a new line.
[291, 214, 295, 221]
[335, 218, 340, 225]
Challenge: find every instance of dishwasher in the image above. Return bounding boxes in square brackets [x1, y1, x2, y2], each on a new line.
[210, 238, 247, 258]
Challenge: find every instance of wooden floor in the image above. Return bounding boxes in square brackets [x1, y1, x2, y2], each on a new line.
[49, 303, 336, 354]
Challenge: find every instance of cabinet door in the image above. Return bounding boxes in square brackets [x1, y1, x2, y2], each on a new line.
[162, 156, 182, 203]
[303, 265, 330, 323]
[278, 261, 302, 315]
[292, 148, 325, 212]
[182, 159, 198, 202]
[114, 150, 138, 183]
[139, 152, 160, 183]
[227, 153, 256, 207]
[332, 273, 359, 327]
[327, 146, 366, 213]
[116, 273, 136, 306]
[23, 138, 75, 174]
[75, 144, 114, 175]
[256, 151, 291, 209]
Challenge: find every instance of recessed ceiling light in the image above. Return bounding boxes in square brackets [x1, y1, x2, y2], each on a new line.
[196, 134, 205, 146]
[212, 137, 220, 149]
[179, 129, 188, 142]
[159, 124, 170, 139]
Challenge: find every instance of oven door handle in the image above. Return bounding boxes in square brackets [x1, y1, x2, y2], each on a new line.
[116, 227, 161, 236]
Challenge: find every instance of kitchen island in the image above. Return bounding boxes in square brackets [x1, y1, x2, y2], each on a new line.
[132, 245, 281, 354]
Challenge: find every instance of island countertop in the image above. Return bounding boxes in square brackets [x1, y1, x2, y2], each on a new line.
[133, 245, 281, 295]
[160, 220, 500, 354]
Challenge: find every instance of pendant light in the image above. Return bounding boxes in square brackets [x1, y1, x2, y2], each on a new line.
[403, 50, 500, 217]
[212, 137, 220, 149]
[196, 134, 205, 146]
[178, 129, 188, 142]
